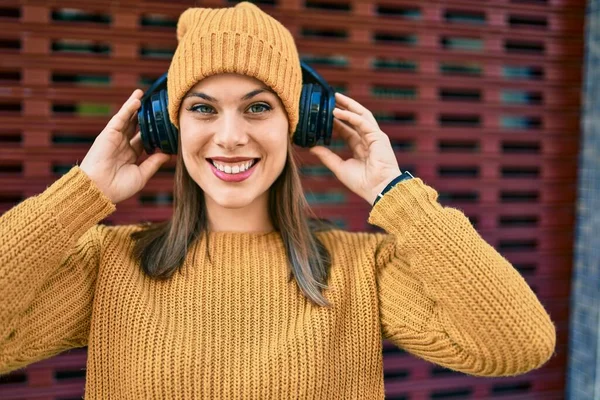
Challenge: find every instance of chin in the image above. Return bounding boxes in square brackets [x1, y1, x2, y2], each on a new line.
[215, 198, 255, 209]
[207, 190, 259, 209]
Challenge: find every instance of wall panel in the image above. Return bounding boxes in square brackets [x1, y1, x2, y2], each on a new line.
[0, 0, 583, 399]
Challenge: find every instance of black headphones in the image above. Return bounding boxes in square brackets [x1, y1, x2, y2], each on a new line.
[138, 61, 335, 155]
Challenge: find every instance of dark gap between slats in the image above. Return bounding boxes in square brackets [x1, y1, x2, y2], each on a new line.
[439, 114, 481, 127]
[51, 9, 111, 24]
[52, 73, 111, 86]
[438, 140, 479, 152]
[140, 47, 175, 59]
[377, 5, 421, 19]
[431, 387, 474, 399]
[301, 27, 348, 40]
[300, 54, 349, 68]
[500, 191, 539, 203]
[0, 132, 22, 143]
[491, 381, 532, 395]
[438, 191, 479, 203]
[438, 166, 480, 178]
[305, 0, 351, 12]
[501, 166, 540, 178]
[439, 88, 481, 102]
[0, 163, 22, 174]
[0, 371, 27, 384]
[139, 14, 177, 28]
[0, 194, 24, 204]
[502, 141, 541, 153]
[52, 133, 96, 145]
[374, 33, 418, 46]
[440, 62, 482, 76]
[514, 263, 537, 275]
[498, 239, 537, 251]
[55, 368, 86, 381]
[53, 164, 76, 175]
[499, 215, 539, 227]
[503, 65, 544, 80]
[374, 112, 416, 124]
[372, 58, 418, 72]
[509, 14, 548, 29]
[372, 85, 417, 99]
[0, 7, 20, 19]
[505, 40, 545, 54]
[0, 103, 22, 113]
[51, 40, 110, 55]
[444, 10, 486, 24]
[0, 70, 21, 82]
[384, 369, 411, 379]
[0, 39, 21, 50]
[431, 366, 464, 377]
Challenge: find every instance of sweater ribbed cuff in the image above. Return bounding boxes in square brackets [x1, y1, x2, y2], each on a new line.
[38, 166, 116, 239]
[367, 178, 444, 238]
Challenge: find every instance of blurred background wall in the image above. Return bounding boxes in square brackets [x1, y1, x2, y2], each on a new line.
[0, 0, 585, 399]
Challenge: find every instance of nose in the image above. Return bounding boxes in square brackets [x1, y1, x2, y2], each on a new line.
[213, 112, 249, 150]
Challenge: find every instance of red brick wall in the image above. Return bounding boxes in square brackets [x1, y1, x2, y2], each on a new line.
[0, 0, 583, 398]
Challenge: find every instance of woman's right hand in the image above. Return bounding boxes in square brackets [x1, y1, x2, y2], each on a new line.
[80, 89, 172, 204]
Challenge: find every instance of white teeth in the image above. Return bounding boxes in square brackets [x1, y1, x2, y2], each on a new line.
[212, 159, 256, 174]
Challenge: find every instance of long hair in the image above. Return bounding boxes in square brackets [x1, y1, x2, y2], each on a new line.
[131, 139, 334, 307]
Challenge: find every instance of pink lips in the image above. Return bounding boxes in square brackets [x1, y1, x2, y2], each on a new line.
[208, 159, 258, 183]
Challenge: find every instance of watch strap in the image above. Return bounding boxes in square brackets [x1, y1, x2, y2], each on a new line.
[373, 171, 414, 206]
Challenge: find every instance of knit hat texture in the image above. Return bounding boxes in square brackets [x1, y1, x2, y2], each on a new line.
[167, 2, 302, 136]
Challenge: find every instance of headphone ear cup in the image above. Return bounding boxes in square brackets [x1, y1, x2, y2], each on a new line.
[321, 89, 335, 146]
[138, 72, 179, 155]
[294, 83, 311, 147]
[158, 90, 178, 154]
[139, 97, 155, 155]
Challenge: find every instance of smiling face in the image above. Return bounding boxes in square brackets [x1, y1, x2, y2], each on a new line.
[178, 73, 290, 211]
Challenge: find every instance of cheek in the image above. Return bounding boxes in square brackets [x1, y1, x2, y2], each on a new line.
[267, 138, 289, 173]
[179, 124, 208, 153]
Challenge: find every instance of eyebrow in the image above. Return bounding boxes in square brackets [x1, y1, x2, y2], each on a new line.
[183, 87, 276, 102]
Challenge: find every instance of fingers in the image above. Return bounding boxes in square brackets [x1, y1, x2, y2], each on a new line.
[333, 119, 367, 158]
[335, 92, 377, 124]
[123, 112, 139, 140]
[333, 108, 379, 139]
[106, 89, 144, 134]
[130, 131, 143, 158]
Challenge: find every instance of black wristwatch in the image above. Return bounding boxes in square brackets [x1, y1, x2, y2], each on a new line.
[372, 171, 414, 206]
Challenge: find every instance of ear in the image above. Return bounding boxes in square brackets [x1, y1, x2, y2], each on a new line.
[176, 8, 197, 42]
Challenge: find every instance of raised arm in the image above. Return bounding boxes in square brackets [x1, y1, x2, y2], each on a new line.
[0, 167, 115, 374]
[370, 179, 555, 376]
[0, 89, 169, 374]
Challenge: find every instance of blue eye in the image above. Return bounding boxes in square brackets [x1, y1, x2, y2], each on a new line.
[248, 103, 271, 113]
[189, 104, 214, 114]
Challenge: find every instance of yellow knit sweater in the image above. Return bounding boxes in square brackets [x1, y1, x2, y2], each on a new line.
[0, 166, 555, 399]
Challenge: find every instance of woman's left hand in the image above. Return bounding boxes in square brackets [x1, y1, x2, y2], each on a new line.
[309, 92, 402, 205]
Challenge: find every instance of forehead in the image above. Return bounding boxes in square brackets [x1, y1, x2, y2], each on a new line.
[188, 73, 271, 93]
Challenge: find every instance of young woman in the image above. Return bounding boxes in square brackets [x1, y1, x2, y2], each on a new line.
[0, 2, 555, 399]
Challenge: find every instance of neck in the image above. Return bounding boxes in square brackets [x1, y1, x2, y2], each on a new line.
[205, 192, 274, 233]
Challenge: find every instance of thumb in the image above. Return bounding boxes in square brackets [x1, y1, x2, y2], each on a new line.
[138, 152, 171, 183]
[309, 146, 343, 175]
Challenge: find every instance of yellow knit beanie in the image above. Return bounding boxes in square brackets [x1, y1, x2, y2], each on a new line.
[167, 2, 302, 136]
